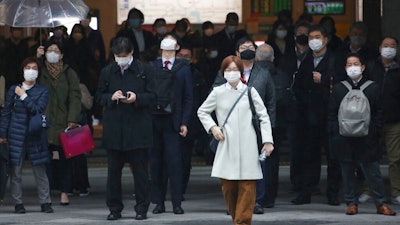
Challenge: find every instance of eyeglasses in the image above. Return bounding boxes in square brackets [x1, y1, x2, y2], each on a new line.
[239, 45, 255, 51]
[47, 49, 60, 54]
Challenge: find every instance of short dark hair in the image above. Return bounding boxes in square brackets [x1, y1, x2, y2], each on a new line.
[127, 8, 144, 22]
[45, 41, 64, 54]
[174, 19, 187, 32]
[349, 21, 368, 33]
[319, 16, 336, 34]
[345, 53, 365, 65]
[21, 57, 38, 73]
[272, 20, 288, 31]
[381, 36, 399, 45]
[202, 21, 214, 31]
[226, 12, 239, 22]
[153, 18, 166, 27]
[220, 55, 244, 76]
[111, 37, 133, 54]
[308, 24, 328, 37]
[294, 21, 310, 34]
[235, 37, 256, 51]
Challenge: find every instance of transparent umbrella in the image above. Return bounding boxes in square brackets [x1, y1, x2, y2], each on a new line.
[0, 0, 89, 28]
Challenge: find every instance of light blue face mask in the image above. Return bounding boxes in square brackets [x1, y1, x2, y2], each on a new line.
[129, 18, 141, 29]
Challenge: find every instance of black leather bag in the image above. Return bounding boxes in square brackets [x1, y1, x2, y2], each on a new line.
[209, 135, 219, 154]
[248, 88, 262, 154]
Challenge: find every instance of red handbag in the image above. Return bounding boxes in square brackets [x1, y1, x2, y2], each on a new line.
[59, 125, 95, 159]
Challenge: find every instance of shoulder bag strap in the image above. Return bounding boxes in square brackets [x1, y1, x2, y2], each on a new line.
[248, 87, 256, 116]
[221, 86, 248, 128]
[360, 80, 374, 91]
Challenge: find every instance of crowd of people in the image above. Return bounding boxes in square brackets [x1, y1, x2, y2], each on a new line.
[0, 7, 398, 225]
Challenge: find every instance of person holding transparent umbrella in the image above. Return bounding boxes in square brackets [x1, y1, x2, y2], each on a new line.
[36, 41, 82, 206]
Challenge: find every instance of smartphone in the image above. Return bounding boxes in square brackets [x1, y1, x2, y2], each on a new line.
[118, 96, 127, 99]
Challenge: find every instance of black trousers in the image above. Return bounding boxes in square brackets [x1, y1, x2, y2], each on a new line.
[106, 149, 150, 214]
[46, 144, 72, 193]
[151, 116, 183, 207]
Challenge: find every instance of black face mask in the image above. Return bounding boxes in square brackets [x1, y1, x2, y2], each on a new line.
[295, 34, 308, 46]
[240, 49, 255, 60]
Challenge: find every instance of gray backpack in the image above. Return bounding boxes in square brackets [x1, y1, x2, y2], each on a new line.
[338, 80, 373, 137]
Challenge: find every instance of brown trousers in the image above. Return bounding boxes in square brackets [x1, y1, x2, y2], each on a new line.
[220, 179, 256, 225]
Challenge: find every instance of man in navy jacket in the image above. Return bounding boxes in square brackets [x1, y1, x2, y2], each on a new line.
[150, 33, 193, 215]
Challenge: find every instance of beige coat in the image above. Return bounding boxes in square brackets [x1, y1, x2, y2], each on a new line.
[197, 83, 273, 180]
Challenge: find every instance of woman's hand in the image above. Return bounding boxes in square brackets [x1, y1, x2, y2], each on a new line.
[15, 86, 26, 97]
[262, 143, 274, 156]
[0, 138, 7, 143]
[67, 122, 78, 129]
[36, 46, 45, 58]
[211, 126, 224, 141]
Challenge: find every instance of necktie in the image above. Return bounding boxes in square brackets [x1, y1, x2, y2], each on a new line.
[164, 60, 170, 70]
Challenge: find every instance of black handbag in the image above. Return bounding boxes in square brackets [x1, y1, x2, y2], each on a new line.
[28, 114, 49, 136]
[248, 87, 263, 154]
[209, 87, 248, 153]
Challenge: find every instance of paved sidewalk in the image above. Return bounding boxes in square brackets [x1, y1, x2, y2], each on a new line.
[0, 165, 398, 224]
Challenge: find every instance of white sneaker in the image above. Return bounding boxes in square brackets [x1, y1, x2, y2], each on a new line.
[392, 196, 400, 205]
[358, 193, 371, 203]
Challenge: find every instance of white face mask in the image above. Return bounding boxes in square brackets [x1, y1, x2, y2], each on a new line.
[346, 66, 363, 79]
[160, 38, 177, 50]
[276, 30, 287, 39]
[24, 69, 38, 81]
[381, 47, 397, 59]
[309, 39, 324, 51]
[114, 55, 132, 66]
[46, 51, 61, 63]
[224, 71, 241, 83]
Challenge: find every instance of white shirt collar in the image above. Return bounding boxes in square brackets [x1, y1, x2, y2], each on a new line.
[162, 57, 175, 70]
[224, 81, 246, 90]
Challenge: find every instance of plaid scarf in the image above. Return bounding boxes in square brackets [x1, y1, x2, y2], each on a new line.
[45, 60, 64, 81]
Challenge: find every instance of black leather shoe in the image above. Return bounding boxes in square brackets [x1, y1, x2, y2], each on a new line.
[135, 213, 147, 220]
[291, 193, 311, 205]
[253, 203, 264, 214]
[152, 204, 165, 214]
[107, 212, 121, 220]
[328, 196, 340, 206]
[173, 206, 184, 214]
[41, 203, 54, 213]
[14, 204, 26, 214]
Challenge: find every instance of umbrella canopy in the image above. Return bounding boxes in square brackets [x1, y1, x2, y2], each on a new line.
[0, 0, 89, 28]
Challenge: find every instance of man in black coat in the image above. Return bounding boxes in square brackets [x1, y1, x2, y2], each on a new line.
[116, 8, 156, 62]
[291, 25, 341, 206]
[213, 12, 248, 66]
[96, 37, 156, 221]
[365, 37, 400, 205]
[328, 53, 396, 216]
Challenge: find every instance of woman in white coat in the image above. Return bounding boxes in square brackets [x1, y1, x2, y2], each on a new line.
[197, 55, 274, 225]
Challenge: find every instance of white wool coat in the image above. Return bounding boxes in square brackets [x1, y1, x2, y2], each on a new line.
[197, 83, 273, 180]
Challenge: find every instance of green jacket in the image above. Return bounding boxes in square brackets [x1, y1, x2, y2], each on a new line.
[39, 64, 82, 145]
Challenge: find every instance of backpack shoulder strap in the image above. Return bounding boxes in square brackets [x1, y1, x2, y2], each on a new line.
[341, 80, 352, 91]
[360, 80, 374, 91]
